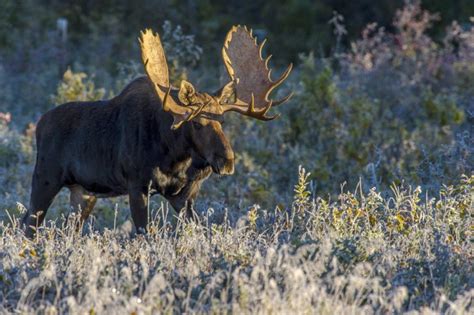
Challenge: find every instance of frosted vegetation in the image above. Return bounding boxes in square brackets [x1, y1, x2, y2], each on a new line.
[1, 173, 472, 313]
[0, 2, 473, 314]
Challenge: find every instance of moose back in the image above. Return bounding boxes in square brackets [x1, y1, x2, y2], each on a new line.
[22, 26, 292, 236]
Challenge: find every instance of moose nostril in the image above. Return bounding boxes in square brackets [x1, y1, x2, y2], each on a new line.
[226, 162, 235, 175]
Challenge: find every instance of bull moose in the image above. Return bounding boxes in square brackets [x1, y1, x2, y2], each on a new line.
[22, 25, 292, 236]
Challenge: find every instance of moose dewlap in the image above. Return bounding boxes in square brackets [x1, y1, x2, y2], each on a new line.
[23, 25, 292, 236]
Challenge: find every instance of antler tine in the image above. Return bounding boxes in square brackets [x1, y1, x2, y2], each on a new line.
[262, 63, 293, 108]
[259, 38, 267, 60]
[221, 95, 279, 121]
[186, 101, 207, 121]
[270, 63, 293, 85]
[248, 93, 255, 114]
[272, 92, 294, 106]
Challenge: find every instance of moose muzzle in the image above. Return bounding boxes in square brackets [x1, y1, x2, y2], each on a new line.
[212, 153, 235, 175]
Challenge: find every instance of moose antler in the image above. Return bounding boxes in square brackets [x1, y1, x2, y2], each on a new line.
[139, 29, 205, 129]
[220, 26, 293, 120]
[139, 25, 292, 129]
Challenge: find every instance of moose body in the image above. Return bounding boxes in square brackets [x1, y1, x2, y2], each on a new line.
[23, 26, 292, 236]
[23, 77, 234, 235]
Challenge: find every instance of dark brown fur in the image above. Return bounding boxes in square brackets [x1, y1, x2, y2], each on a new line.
[22, 77, 234, 235]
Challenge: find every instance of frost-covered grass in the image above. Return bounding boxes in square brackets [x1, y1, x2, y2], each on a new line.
[0, 172, 472, 314]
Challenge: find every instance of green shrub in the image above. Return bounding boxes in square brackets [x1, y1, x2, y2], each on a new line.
[51, 68, 106, 105]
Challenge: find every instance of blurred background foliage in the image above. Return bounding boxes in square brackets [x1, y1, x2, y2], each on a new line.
[0, 0, 472, 215]
[0, 0, 472, 65]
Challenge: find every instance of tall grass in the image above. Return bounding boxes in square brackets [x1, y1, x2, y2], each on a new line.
[1, 173, 472, 313]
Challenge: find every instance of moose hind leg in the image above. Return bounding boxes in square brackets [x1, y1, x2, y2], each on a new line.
[23, 171, 62, 237]
[69, 185, 97, 229]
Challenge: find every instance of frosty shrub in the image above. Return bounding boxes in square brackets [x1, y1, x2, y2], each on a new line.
[252, 0, 473, 197]
[0, 113, 35, 213]
[161, 20, 203, 85]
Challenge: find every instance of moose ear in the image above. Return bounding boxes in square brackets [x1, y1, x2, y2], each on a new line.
[178, 80, 196, 105]
[218, 81, 236, 104]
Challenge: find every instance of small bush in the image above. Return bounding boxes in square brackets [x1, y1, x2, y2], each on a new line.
[51, 68, 106, 105]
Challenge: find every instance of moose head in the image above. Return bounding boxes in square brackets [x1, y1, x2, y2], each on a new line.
[139, 26, 293, 175]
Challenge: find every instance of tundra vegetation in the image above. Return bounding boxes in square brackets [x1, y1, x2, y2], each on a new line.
[0, 2, 473, 314]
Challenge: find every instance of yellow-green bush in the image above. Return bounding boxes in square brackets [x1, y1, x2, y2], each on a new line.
[51, 68, 106, 105]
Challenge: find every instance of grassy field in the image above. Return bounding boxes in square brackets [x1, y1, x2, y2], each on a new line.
[0, 2, 473, 314]
[0, 172, 472, 313]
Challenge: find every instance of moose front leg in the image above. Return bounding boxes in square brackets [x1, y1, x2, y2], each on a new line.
[128, 187, 148, 234]
[168, 196, 198, 220]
